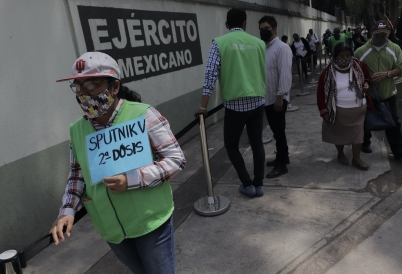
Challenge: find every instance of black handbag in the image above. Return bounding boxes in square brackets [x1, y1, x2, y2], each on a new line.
[364, 86, 395, 131]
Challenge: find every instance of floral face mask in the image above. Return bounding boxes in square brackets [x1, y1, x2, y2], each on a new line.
[76, 88, 115, 119]
[336, 57, 352, 69]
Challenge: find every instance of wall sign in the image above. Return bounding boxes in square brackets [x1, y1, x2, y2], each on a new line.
[78, 5, 203, 83]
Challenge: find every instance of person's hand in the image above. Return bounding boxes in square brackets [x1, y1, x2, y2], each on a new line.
[104, 174, 128, 193]
[371, 72, 387, 82]
[50, 215, 74, 245]
[194, 108, 208, 118]
[274, 96, 284, 112]
[322, 113, 329, 122]
[363, 81, 369, 90]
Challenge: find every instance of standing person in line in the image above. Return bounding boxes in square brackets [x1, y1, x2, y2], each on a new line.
[307, 33, 318, 69]
[322, 29, 332, 55]
[354, 20, 402, 159]
[50, 51, 186, 273]
[317, 43, 373, 170]
[291, 33, 311, 79]
[353, 28, 366, 51]
[346, 27, 353, 48]
[281, 35, 290, 46]
[194, 8, 266, 197]
[259, 15, 292, 178]
[309, 28, 320, 50]
[329, 27, 346, 55]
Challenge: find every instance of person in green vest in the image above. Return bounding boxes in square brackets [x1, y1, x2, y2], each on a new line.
[194, 7, 266, 198]
[50, 51, 186, 273]
[346, 27, 353, 48]
[329, 27, 346, 55]
[354, 20, 402, 159]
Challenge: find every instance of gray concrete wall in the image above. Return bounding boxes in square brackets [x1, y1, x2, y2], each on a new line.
[0, 0, 347, 251]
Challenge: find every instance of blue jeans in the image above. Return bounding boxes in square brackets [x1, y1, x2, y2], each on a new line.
[224, 105, 265, 187]
[108, 216, 175, 274]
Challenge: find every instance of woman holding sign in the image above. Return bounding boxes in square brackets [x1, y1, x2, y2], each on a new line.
[50, 51, 186, 273]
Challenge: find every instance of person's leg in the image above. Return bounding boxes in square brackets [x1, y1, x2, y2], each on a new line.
[108, 238, 146, 274]
[335, 145, 345, 156]
[296, 57, 302, 78]
[127, 216, 176, 274]
[301, 58, 308, 78]
[384, 96, 402, 158]
[336, 145, 349, 165]
[362, 130, 372, 152]
[265, 101, 289, 163]
[245, 105, 265, 187]
[224, 108, 252, 187]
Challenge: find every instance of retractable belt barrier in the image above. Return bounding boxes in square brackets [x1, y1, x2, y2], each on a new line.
[10, 103, 227, 269]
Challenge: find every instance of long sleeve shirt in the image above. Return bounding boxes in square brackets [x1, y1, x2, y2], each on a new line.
[265, 37, 292, 105]
[59, 99, 186, 217]
[202, 28, 265, 112]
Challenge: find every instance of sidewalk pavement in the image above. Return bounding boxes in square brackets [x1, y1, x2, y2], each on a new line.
[24, 68, 402, 274]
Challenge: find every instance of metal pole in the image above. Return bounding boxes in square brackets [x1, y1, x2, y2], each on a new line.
[307, 53, 318, 84]
[194, 114, 230, 217]
[296, 58, 310, 96]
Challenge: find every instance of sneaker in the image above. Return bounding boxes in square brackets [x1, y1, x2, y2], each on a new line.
[239, 184, 256, 197]
[361, 145, 372, 153]
[255, 186, 264, 197]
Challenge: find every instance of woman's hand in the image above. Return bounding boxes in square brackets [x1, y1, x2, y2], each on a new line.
[104, 174, 128, 193]
[363, 81, 369, 90]
[50, 215, 74, 245]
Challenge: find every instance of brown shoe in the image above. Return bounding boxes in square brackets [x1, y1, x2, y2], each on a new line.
[352, 159, 369, 170]
[337, 154, 349, 165]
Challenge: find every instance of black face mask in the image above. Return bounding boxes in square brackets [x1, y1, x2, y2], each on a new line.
[372, 37, 387, 47]
[260, 29, 272, 42]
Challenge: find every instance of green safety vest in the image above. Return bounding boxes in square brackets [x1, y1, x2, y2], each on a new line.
[346, 31, 352, 39]
[214, 30, 266, 102]
[330, 33, 347, 54]
[70, 101, 174, 244]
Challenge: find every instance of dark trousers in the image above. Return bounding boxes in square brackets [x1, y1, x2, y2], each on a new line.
[307, 52, 317, 66]
[296, 56, 308, 78]
[363, 95, 402, 157]
[265, 100, 289, 163]
[224, 105, 265, 187]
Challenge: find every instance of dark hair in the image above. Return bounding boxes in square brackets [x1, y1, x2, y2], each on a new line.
[258, 15, 277, 28]
[333, 27, 340, 40]
[226, 8, 247, 29]
[309, 29, 313, 33]
[281, 35, 288, 42]
[293, 33, 299, 38]
[108, 77, 142, 102]
[118, 85, 142, 102]
[332, 42, 353, 60]
[348, 27, 351, 31]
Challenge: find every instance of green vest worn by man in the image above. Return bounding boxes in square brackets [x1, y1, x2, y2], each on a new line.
[346, 31, 353, 39]
[70, 101, 174, 244]
[330, 33, 346, 54]
[214, 30, 266, 102]
[354, 39, 402, 100]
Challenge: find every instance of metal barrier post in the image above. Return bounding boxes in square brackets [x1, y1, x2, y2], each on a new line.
[307, 53, 318, 84]
[0, 250, 23, 274]
[194, 115, 230, 216]
[296, 58, 310, 96]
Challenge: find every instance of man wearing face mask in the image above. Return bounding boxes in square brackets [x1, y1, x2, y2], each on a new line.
[195, 8, 266, 197]
[258, 15, 292, 178]
[354, 20, 402, 159]
[50, 51, 186, 273]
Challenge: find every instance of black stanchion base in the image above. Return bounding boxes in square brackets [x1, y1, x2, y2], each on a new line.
[296, 92, 310, 97]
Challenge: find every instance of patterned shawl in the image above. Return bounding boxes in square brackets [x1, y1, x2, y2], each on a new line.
[323, 58, 365, 124]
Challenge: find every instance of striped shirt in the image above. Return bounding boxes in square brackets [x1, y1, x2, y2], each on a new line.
[265, 37, 293, 105]
[59, 99, 186, 217]
[203, 28, 265, 112]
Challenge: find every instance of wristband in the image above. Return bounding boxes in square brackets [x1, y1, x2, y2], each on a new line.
[199, 106, 207, 110]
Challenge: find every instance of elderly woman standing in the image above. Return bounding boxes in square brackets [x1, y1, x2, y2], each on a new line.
[317, 43, 374, 170]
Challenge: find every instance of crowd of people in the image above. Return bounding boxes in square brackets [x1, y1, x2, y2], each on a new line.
[48, 7, 402, 273]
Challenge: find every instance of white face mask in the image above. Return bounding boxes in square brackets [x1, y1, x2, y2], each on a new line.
[76, 88, 115, 118]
